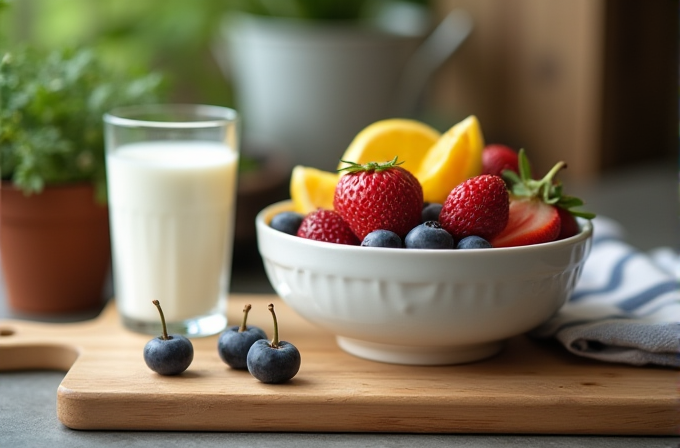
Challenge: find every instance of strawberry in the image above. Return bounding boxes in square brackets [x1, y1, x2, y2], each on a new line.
[490, 198, 561, 247]
[334, 157, 423, 241]
[439, 174, 509, 241]
[490, 149, 595, 248]
[556, 206, 580, 240]
[482, 144, 519, 177]
[296, 209, 359, 245]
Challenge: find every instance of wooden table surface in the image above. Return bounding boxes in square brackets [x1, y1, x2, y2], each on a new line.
[0, 294, 677, 435]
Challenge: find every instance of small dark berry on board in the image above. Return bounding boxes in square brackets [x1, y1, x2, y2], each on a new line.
[143, 300, 194, 376]
[218, 304, 268, 369]
[247, 304, 301, 384]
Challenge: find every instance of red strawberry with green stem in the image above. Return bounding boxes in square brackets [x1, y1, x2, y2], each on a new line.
[297, 209, 359, 245]
[490, 149, 595, 248]
[439, 174, 509, 241]
[482, 144, 520, 178]
[334, 157, 423, 241]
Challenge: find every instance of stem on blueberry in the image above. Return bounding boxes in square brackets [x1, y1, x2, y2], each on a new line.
[152, 300, 169, 341]
[268, 303, 280, 348]
[239, 304, 252, 333]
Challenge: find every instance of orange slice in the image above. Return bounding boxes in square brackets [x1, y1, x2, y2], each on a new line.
[290, 165, 340, 214]
[416, 115, 484, 204]
[338, 119, 441, 175]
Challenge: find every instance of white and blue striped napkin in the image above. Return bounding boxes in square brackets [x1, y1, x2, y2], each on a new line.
[531, 217, 680, 368]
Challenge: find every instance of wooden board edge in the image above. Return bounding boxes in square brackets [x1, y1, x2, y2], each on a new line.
[55, 386, 680, 435]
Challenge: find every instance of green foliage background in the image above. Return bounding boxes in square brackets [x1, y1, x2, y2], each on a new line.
[0, 0, 236, 198]
[0, 0, 430, 198]
[0, 0, 236, 106]
[0, 0, 429, 105]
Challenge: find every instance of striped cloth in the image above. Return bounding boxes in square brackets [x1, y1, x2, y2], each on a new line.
[530, 217, 680, 368]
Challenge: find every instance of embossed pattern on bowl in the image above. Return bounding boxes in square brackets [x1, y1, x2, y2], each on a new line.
[256, 200, 593, 365]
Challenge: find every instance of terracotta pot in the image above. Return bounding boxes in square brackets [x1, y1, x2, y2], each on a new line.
[0, 182, 111, 314]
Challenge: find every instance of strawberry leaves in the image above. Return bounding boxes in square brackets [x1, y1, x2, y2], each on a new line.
[337, 156, 404, 174]
[502, 149, 595, 220]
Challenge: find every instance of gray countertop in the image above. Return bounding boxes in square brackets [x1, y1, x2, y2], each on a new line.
[1, 160, 678, 447]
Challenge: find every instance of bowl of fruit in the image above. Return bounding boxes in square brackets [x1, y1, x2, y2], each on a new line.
[255, 117, 594, 366]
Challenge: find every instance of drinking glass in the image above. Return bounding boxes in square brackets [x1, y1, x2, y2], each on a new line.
[103, 104, 239, 337]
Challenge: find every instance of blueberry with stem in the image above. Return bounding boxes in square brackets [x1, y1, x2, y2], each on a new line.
[217, 304, 268, 369]
[143, 300, 194, 376]
[247, 303, 301, 384]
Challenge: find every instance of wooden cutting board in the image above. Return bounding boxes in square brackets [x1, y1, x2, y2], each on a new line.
[0, 294, 677, 434]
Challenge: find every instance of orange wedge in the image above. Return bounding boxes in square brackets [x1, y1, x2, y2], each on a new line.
[338, 119, 441, 175]
[416, 115, 484, 204]
[290, 165, 340, 214]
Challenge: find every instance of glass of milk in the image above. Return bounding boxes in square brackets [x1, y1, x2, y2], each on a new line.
[103, 104, 239, 337]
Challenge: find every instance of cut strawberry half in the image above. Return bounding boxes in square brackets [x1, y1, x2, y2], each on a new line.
[490, 149, 595, 248]
[490, 197, 560, 247]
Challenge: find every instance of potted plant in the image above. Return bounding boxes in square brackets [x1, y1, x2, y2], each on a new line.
[0, 46, 165, 315]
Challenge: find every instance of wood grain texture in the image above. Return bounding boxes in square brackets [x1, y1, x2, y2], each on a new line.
[433, 0, 606, 180]
[0, 294, 677, 434]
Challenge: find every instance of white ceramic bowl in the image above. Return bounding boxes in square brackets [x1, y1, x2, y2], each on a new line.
[256, 200, 593, 366]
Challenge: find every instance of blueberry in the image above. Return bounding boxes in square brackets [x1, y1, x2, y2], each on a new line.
[361, 229, 402, 248]
[421, 203, 442, 223]
[247, 304, 301, 384]
[143, 300, 194, 376]
[144, 335, 194, 376]
[217, 304, 268, 369]
[456, 235, 493, 249]
[404, 221, 455, 249]
[270, 211, 304, 235]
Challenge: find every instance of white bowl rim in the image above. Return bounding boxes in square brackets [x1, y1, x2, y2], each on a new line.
[256, 200, 593, 256]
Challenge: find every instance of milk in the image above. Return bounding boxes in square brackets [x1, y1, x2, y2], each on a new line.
[106, 141, 238, 324]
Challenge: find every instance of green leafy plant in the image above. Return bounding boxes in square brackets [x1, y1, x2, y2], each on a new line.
[231, 0, 429, 21]
[232, 0, 369, 20]
[0, 46, 166, 201]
